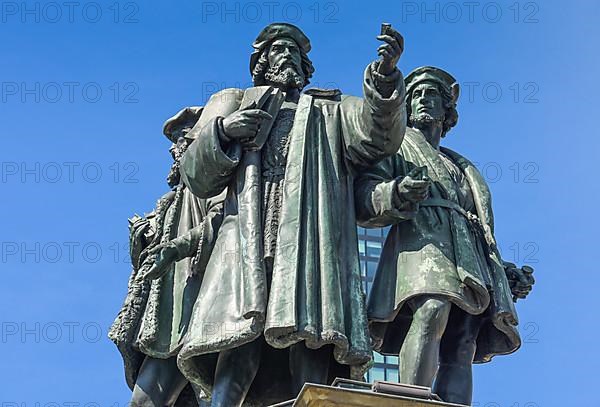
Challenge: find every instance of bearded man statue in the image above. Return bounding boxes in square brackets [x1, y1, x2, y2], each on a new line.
[175, 22, 407, 406]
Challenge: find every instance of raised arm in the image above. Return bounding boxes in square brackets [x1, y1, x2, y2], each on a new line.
[341, 26, 407, 170]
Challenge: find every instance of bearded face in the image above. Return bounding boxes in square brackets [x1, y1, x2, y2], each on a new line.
[409, 81, 445, 128]
[264, 59, 305, 89]
[264, 38, 305, 90]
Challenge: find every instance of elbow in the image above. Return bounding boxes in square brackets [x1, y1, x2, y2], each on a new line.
[182, 174, 223, 199]
[179, 158, 221, 199]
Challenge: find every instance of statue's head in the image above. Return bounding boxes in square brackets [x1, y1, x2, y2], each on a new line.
[405, 66, 460, 137]
[250, 23, 315, 90]
[162, 106, 203, 187]
[162, 106, 203, 143]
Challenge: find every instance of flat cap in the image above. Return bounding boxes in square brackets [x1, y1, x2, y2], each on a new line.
[405, 66, 457, 96]
[162, 106, 203, 142]
[250, 23, 311, 74]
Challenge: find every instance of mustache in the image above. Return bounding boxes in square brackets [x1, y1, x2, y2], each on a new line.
[410, 112, 444, 124]
[271, 58, 301, 72]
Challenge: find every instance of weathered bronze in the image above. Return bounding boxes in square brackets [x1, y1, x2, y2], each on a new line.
[354, 66, 535, 405]
[112, 22, 407, 406]
[109, 107, 225, 406]
[174, 22, 406, 407]
[111, 24, 535, 407]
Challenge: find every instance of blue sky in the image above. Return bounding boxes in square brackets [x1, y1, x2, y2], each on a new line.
[1, 1, 598, 405]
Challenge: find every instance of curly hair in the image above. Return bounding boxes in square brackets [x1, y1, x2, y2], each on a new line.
[251, 44, 315, 89]
[406, 81, 459, 137]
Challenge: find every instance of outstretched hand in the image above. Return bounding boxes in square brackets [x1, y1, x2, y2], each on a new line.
[376, 25, 404, 75]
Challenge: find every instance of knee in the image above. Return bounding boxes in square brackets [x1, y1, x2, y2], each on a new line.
[130, 387, 155, 407]
[413, 298, 451, 332]
[441, 332, 477, 365]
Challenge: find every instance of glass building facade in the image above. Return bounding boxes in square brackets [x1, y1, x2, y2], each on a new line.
[357, 225, 398, 383]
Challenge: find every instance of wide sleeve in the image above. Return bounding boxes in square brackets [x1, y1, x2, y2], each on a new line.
[168, 191, 226, 264]
[354, 155, 418, 228]
[180, 117, 241, 199]
[340, 62, 407, 170]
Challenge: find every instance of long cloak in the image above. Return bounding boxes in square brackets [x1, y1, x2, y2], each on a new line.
[354, 128, 520, 363]
[177, 64, 407, 404]
[109, 145, 225, 405]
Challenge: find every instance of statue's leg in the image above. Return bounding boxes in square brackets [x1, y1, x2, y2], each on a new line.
[433, 308, 484, 405]
[210, 338, 262, 407]
[398, 296, 451, 387]
[130, 356, 188, 407]
[289, 341, 332, 395]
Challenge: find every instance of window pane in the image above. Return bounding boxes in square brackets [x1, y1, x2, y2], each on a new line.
[386, 368, 399, 382]
[369, 367, 385, 382]
[373, 352, 384, 363]
[367, 227, 382, 237]
[366, 240, 382, 257]
[358, 239, 366, 256]
[366, 260, 378, 277]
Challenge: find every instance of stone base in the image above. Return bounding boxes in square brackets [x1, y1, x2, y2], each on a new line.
[269, 379, 467, 407]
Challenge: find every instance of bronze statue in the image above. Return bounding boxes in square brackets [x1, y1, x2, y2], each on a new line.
[354, 66, 535, 405]
[111, 24, 536, 407]
[174, 22, 407, 406]
[109, 107, 225, 406]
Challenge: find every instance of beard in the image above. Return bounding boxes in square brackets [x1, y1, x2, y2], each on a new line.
[264, 61, 305, 89]
[409, 112, 445, 128]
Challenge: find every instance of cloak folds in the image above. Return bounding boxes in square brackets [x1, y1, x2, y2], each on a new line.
[177, 64, 406, 403]
[355, 128, 520, 363]
[109, 106, 225, 405]
[108, 185, 224, 405]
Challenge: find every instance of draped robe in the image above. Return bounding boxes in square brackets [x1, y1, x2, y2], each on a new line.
[354, 128, 520, 363]
[177, 65, 407, 403]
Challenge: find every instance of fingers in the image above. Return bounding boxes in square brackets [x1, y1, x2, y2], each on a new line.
[243, 109, 273, 121]
[245, 123, 259, 134]
[511, 266, 535, 287]
[141, 254, 172, 280]
[398, 185, 429, 202]
[377, 45, 394, 61]
[376, 35, 401, 56]
[388, 28, 405, 53]
[405, 179, 430, 189]
[397, 176, 431, 204]
[512, 285, 532, 299]
[403, 180, 430, 196]
[405, 190, 429, 202]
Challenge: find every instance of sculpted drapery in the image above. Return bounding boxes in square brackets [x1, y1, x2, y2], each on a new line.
[176, 64, 406, 402]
